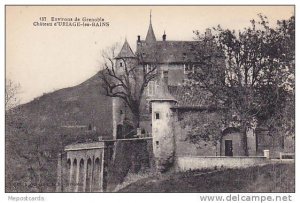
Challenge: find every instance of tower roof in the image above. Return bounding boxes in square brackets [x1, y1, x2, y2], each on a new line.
[150, 77, 177, 103]
[145, 11, 156, 43]
[115, 39, 136, 59]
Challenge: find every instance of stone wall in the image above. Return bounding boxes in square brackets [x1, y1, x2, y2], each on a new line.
[176, 156, 269, 171]
[106, 138, 153, 191]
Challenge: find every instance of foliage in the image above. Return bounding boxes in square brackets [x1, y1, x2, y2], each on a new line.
[179, 111, 225, 147]
[189, 14, 295, 154]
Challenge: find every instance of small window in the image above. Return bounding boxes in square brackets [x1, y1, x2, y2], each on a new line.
[147, 80, 157, 96]
[156, 141, 159, 145]
[163, 70, 168, 77]
[146, 64, 157, 74]
[120, 62, 123, 67]
[155, 112, 160, 120]
[184, 64, 194, 74]
[120, 110, 123, 115]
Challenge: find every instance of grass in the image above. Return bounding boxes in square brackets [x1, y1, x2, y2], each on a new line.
[113, 169, 156, 192]
[117, 162, 295, 193]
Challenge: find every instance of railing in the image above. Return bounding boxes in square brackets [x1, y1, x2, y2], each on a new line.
[279, 152, 295, 160]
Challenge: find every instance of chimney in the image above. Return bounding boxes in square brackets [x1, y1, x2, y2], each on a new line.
[137, 35, 141, 42]
[162, 31, 166, 41]
[205, 28, 212, 39]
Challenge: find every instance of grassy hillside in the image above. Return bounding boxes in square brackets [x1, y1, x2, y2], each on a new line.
[15, 72, 113, 139]
[5, 71, 113, 192]
[118, 163, 295, 193]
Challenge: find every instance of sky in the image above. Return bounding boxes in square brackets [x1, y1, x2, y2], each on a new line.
[6, 5, 294, 104]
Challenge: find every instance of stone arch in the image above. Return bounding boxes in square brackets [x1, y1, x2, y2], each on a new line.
[65, 158, 71, 191]
[92, 157, 101, 192]
[221, 127, 244, 156]
[85, 158, 92, 192]
[78, 159, 85, 192]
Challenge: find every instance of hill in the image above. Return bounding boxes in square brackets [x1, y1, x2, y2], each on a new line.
[15, 71, 113, 139]
[5, 71, 113, 192]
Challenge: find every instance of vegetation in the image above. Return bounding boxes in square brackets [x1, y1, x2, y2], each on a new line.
[5, 73, 110, 192]
[100, 44, 158, 128]
[118, 163, 294, 192]
[187, 14, 295, 155]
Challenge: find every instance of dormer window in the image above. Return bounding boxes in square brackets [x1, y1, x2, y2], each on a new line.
[147, 80, 157, 96]
[184, 64, 194, 74]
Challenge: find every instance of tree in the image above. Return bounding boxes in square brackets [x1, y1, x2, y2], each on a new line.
[100, 43, 158, 129]
[5, 79, 20, 111]
[190, 14, 295, 155]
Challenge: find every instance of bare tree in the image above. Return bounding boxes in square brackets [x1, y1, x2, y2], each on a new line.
[5, 79, 20, 111]
[100, 44, 158, 128]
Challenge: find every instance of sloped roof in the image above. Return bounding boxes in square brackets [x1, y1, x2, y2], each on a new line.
[137, 40, 221, 63]
[150, 77, 177, 102]
[168, 85, 214, 107]
[115, 39, 136, 59]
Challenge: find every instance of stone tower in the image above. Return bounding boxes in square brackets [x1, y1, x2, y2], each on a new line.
[112, 39, 137, 139]
[150, 77, 177, 172]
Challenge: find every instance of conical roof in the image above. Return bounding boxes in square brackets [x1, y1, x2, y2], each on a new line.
[145, 13, 156, 43]
[115, 39, 136, 59]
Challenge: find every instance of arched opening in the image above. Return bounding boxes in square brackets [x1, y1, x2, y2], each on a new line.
[117, 124, 123, 139]
[78, 159, 85, 192]
[85, 158, 92, 192]
[92, 157, 101, 192]
[65, 159, 71, 192]
[70, 159, 77, 191]
[221, 127, 244, 156]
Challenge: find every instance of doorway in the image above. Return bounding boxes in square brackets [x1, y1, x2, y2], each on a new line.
[225, 140, 233, 156]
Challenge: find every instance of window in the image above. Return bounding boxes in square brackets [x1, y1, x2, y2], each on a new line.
[147, 80, 157, 96]
[163, 70, 169, 77]
[183, 64, 194, 74]
[120, 62, 123, 67]
[155, 112, 160, 120]
[146, 64, 157, 74]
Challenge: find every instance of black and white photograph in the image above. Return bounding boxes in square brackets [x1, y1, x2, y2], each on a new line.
[4, 4, 295, 198]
